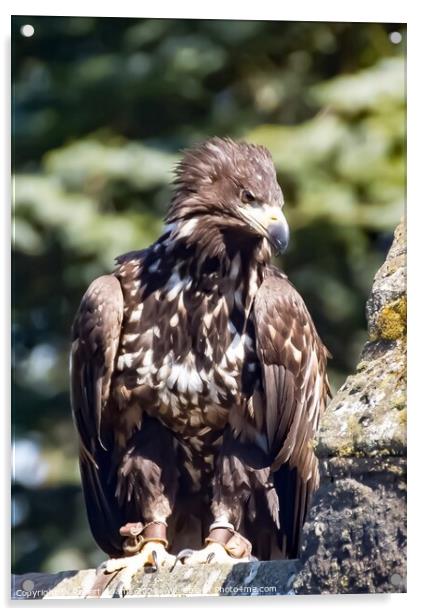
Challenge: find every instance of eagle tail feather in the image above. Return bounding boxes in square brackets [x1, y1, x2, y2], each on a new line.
[273, 463, 310, 559]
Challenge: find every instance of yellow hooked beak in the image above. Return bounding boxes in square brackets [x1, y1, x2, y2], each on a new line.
[243, 204, 290, 253]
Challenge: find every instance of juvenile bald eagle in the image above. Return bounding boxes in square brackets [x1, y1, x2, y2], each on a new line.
[71, 138, 330, 594]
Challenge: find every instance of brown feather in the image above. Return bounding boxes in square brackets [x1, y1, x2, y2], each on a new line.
[253, 267, 330, 557]
[70, 275, 126, 556]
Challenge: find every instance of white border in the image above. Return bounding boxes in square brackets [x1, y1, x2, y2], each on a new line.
[2, 1, 422, 613]
[5, 0, 409, 22]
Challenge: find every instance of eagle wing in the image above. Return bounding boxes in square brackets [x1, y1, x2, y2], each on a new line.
[70, 274, 125, 556]
[253, 267, 330, 557]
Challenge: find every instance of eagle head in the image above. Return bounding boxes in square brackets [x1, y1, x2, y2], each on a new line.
[167, 137, 289, 254]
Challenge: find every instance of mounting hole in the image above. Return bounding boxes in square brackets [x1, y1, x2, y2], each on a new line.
[389, 31, 402, 45]
[20, 24, 35, 38]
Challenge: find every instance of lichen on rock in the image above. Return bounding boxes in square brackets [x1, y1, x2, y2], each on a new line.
[373, 295, 406, 341]
[367, 220, 406, 341]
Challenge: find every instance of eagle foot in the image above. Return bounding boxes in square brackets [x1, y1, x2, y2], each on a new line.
[172, 542, 254, 568]
[172, 525, 254, 568]
[97, 541, 175, 598]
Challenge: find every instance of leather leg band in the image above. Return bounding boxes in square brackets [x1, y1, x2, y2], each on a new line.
[205, 527, 252, 559]
[119, 521, 168, 555]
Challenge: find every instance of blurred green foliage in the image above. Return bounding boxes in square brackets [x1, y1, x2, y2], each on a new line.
[11, 16, 405, 573]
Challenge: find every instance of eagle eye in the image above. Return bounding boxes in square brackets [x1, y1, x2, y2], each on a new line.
[241, 189, 255, 204]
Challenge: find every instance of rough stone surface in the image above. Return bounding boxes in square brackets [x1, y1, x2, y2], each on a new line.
[12, 559, 300, 599]
[293, 220, 406, 594]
